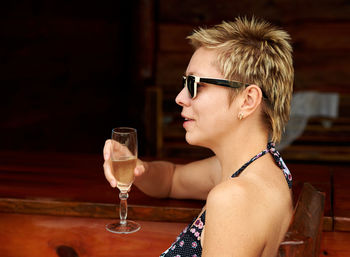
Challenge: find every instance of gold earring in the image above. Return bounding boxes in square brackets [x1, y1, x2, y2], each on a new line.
[238, 113, 244, 120]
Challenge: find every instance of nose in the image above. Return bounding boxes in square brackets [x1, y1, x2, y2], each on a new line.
[175, 86, 191, 107]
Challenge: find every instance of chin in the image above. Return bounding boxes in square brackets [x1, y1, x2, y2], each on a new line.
[185, 132, 208, 148]
[185, 132, 197, 146]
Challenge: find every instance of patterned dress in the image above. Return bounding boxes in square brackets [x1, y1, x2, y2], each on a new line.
[160, 142, 292, 257]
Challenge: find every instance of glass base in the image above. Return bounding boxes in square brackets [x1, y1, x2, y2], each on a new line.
[106, 220, 141, 234]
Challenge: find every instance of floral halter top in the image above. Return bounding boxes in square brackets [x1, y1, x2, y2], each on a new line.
[160, 142, 292, 257]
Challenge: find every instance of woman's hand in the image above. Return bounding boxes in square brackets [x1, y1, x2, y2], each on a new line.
[103, 139, 146, 188]
[103, 139, 218, 199]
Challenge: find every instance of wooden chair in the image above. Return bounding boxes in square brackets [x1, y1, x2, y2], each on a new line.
[278, 183, 325, 257]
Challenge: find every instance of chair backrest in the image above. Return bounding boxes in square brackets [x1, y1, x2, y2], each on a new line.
[278, 183, 325, 257]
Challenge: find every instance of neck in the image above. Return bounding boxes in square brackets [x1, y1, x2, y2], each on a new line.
[211, 122, 269, 182]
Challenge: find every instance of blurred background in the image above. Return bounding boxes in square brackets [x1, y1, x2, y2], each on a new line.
[1, 0, 349, 162]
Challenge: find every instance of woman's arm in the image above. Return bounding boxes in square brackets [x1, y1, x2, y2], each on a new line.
[103, 139, 221, 200]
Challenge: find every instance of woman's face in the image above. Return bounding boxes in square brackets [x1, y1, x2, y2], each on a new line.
[176, 47, 239, 148]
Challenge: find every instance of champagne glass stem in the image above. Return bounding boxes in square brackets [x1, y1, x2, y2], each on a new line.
[119, 192, 129, 225]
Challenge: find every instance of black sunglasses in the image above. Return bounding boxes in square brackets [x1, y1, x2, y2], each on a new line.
[182, 75, 267, 99]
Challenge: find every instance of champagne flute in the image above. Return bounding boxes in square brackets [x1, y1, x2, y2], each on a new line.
[106, 127, 141, 234]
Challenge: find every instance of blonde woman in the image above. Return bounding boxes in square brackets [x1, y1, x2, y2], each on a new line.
[104, 16, 294, 257]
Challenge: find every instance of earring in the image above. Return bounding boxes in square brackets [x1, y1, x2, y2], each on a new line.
[238, 112, 244, 120]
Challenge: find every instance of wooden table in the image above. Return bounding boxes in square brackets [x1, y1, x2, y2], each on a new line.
[0, 151, 349, 256]
[0, 151, 201, 257]
[0, 212, 186, 257]
[0, 151, 203, 222]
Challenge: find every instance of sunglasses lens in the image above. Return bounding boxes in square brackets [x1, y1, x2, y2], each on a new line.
[187, 76, 195, 98]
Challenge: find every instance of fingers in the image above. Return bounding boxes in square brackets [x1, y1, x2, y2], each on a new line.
[103, 159, 116, 188]
[103, 140, 116, 188]
[104, 140, 145, 187]
[135, 160, 146, 176]
[108, 140, 133, 159]
[103, 139, 112, 161]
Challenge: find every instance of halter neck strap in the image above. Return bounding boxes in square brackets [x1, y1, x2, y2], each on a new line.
[231, 142, 292, 188]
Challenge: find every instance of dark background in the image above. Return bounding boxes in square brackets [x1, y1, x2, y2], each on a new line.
[1, 0, 349, 161]
[1, 1, 146, 154]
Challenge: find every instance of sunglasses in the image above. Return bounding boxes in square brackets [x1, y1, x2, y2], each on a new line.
[182, 75, 267, 99]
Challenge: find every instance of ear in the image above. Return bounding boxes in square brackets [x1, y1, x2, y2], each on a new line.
[238, 85, 263, 119]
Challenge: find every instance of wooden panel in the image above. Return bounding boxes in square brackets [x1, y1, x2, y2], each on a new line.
[288, 165, 331, 205]
[144, 87, 163, 157]
[139, 0, 156, 79]
[281, 145, 350, 163]
[0, 212, 185, 257]
[158, 24, 194, 53]
[294, 52, 350, 92]
[158, 0, 350, 23]
[319, 231, 350, 257]
[298, 118, 350, 141]
[338, 95, 350, 117]
[287, 164, 333, 232]
[0, 198, 201, 223]
[158, 22, 350, 53]
[156, 52, 192, 90]
[288, 22, 350, 51]
[333, 166, 350, 231]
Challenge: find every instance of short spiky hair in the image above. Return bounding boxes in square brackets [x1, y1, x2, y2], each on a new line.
[187, 17, 294, 143]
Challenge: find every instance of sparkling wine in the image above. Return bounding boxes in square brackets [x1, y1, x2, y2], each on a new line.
[112, 157, 136, 192]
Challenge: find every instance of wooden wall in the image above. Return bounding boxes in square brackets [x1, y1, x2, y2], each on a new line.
[1, 0, 349, 161]
[151, 0, 350, 161]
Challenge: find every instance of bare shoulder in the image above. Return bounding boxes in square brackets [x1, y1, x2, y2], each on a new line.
[203, 176, 293, 256]
[206, 178, 267, 216]
[203, 180, 269, 256]
[207, 176, 291, 217]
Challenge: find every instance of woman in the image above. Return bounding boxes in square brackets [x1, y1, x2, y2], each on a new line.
[104, 17, 294, 257]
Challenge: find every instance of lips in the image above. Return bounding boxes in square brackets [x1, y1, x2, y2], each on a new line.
[181, 114, 194, 128]
[181, 114, 194, 121]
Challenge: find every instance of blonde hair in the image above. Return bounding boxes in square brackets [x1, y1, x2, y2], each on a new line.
[187, 17, 294, 143]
